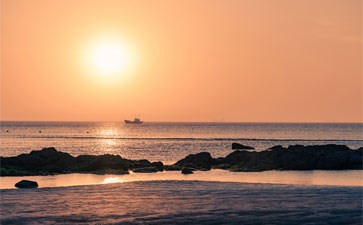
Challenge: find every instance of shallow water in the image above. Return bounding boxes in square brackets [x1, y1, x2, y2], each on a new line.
[1, 170, 362, 189]
[1, 180, 362, 225]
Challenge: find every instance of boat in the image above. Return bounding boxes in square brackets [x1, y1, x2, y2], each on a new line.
[124, 117, 143, 124]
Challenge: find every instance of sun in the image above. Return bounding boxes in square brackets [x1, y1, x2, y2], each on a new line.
[91, 42, 127, 75]
[83, 36, 135, 81]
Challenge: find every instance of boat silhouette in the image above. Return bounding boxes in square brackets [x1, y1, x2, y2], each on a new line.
[124, 117, 143, 124]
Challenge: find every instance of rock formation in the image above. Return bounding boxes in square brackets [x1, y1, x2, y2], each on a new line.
[1, 147, 163, 176]
[1, 145, 362, 176]
[231, 143, 255, 150]
[15, 180, 38, 188]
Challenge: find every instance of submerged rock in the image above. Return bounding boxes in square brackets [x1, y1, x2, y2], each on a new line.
[15, 180, 38, 188]
[231, 143, 255, 150]
[181, 167, 193, 174]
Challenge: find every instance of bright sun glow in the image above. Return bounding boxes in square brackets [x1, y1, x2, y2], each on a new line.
[84, 36, 136, 82]
[91, 42, 127, 75]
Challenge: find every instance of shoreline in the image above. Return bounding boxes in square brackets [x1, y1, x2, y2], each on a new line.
[1, 169, 362, 189]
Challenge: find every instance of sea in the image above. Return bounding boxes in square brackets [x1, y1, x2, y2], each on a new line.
[1, 121, 362, 164]
[1, 122, 363, 224]
[2, 181, 362, 224]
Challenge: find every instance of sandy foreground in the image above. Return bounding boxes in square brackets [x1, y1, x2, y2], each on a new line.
[1, 180, 362, 225]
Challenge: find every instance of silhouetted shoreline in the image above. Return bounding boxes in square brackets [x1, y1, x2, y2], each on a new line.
[1, 144, 362, 176]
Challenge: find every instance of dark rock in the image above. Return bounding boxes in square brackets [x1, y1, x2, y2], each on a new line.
[171, 144, 363, 172]
[1, 167, 32, 176]
[223, 150, 254, 165]
[174, 152, 213, 170]
[268, 145, 285, 151]
[1, 147, 77, 175]
[151, 162, 164, 171]
[232, 143, 255, 150]
[15, 180, 38, 188]
[222, 144, 363, 171]
[1, 147, 162, 176]
[76, 154, 128, 172]
[133, 167, 159, 173]
[2, 145, 362, 176]
[90, 169, 129, 175]
[181, 167, 193, 174]
[129, 160, 164, 171]
[46, 166, 63, 174]
[213, 163, 232, 170]
[356, 147, 363, 156]
[164, 165, 182, 171]
[129, 159, 152, 170]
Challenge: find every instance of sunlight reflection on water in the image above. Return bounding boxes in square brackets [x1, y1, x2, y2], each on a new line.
[102, 177, 123, 184]
[1, 170, 362, 189]
[1, 122, 362, 164]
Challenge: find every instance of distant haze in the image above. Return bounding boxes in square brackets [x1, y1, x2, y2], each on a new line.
[1, 0, 362, 122]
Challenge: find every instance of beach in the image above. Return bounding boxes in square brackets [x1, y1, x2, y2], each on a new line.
[1, 180, 362, 225]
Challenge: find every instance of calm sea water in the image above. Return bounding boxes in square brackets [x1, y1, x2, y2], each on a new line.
[2, 181, 362, 224]
[1, 122, 362, 224]
[1, 121, 362, 164]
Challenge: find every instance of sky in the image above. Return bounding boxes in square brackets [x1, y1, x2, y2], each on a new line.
[1, 0, 362, 122]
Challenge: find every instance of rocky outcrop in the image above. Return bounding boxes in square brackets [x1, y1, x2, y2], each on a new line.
[1, 147, 76, 176]
[174, 144, 363, 172]
[164, 165, 183, 171]
[1, 147, 163, 176]
[1, 145, 362, 176]
[174, 152, 214, 171]
[231, 143, 255, 150]
[75, 154, 129, 172]
[181, 167, 193, 174]
[129, 160, 164, 172]
[15, 180, 38, 188]
[133, 167, 159, 173]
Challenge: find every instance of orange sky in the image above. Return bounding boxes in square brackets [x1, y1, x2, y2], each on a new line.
[1, 0, 362, 122]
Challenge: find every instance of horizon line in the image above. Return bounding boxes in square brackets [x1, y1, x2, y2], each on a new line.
[1, 120, 362, 124]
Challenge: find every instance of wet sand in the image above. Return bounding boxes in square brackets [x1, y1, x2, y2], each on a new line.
[1, 180, 362, 225]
